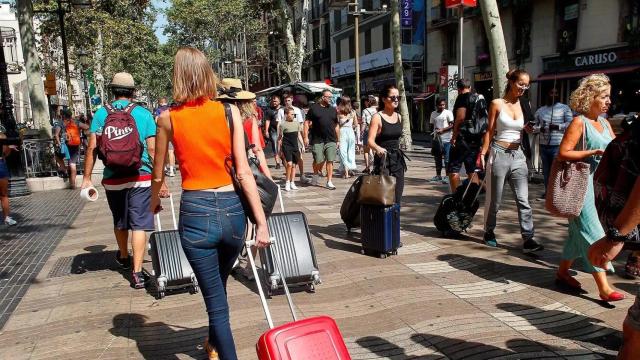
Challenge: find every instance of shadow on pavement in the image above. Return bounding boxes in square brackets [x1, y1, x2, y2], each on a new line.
[435, 254, 615, 307]
[408, 333, 602, 359]
[355, 335, 443, 359]
[495, 302, 622, 357]
[110, 313, 207, 360]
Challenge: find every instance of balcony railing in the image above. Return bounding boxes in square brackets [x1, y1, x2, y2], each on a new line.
[22, 139, 86, 178]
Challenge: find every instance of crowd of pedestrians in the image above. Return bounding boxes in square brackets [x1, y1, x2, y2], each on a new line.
[29, 40, 631, 357]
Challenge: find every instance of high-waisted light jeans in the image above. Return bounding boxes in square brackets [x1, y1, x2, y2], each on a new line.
[339, 127, 357, 171]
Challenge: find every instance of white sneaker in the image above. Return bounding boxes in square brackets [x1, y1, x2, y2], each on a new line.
[326, 181, 336, 190]
[290, 181, 298, 190]
[285, 181, 291, 191]
[4, 216, 17, 226]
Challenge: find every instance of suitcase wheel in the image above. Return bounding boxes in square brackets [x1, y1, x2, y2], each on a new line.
[157, 290, 166, 299]
[392, 250, 398, 255]
[308, 283, 316, 293]
[379, 253, 387, 259]
[189, 285, 199, 295]
[360, 249, 366, 255]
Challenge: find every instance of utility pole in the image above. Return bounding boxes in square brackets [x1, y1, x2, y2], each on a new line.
[57, 0, 74, 115]
[354, 5, 360, 107]
[243, 27, 249, 90]
[458, 7, 464, 78]
[16, 0, 51, 135]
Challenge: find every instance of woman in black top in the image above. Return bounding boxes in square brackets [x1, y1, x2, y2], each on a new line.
[367, 84, 407, 205]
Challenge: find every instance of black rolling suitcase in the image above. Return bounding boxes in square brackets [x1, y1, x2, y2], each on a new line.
[360, 204, 401, 258]
[149, 194, 199, 299]
[340, 175, 363, 231]
[434, 172, 485, 235]
[259, 189, 321, 295]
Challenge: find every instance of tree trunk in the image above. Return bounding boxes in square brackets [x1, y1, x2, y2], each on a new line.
[479, 0, 509, 99]
[16, 0, 51, 135]
[279, 0, 309, 83]
[390, 0, 412, 150]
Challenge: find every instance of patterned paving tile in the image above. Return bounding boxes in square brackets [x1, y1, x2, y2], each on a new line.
[443, 278, 528, 298]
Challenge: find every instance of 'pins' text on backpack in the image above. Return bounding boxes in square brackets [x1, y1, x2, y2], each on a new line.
[97, 103, 143, 172]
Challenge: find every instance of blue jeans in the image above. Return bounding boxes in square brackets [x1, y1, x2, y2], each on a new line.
[179, 190, 247, 359]
[539, 144, 560, 195]
[435, 142, 451, 176]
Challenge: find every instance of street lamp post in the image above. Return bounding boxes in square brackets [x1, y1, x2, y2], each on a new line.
[344, 2, 388, 109]
[35, 0, 93, 115]
[77, 49, 91, 116]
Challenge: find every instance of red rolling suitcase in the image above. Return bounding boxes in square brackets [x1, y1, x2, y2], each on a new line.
[246, 237, 351, 360]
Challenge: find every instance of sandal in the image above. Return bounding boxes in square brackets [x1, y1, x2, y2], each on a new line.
[625, 255, 640, 279]
[204, 338, 219, 360]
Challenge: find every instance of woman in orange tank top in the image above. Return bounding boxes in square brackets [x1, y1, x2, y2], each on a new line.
[150, 47, 269, 360]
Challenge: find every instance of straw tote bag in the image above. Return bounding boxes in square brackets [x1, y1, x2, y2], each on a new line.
[545, 121, 590, 219]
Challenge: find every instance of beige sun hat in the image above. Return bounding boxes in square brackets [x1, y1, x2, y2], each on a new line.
[109, 72, 136, 90]
[217, 78, 255, 100]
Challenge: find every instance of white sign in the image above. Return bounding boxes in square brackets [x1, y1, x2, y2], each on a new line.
[574, 52, 618, 67]
[446, 65, 459, 111]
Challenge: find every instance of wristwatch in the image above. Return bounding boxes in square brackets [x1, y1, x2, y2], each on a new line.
[606, 227, 632, 243]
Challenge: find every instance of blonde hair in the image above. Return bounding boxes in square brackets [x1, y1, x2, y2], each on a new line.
[172, 47, 218, 103]
[569, 74, 610, 114]
[237, 100, 257, 119]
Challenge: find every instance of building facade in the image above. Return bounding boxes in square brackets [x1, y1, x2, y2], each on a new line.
[425, 0, 640, 116]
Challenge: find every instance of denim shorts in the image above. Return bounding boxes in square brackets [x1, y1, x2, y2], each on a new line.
[0, 159, 8, 179]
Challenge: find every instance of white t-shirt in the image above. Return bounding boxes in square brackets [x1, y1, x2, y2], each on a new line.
[430, 109, 454, 143]
[276, 106, 304, 123]
[361, 106, 377, 129]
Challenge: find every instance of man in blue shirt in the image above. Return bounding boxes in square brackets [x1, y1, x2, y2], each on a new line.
[81, 72, 166, 289]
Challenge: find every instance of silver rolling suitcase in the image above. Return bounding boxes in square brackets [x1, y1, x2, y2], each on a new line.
[148, 194, 198, 299]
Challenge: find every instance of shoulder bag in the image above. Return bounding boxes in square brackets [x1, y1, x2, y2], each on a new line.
[223, 103, 279, 223]
[358, 154, 397, 206]
[545, 119, 590, 219]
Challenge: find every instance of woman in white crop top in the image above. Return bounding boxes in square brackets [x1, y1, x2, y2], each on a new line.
[477, 69, 543, 253]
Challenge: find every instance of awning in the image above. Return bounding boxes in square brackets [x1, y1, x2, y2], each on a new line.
[537, 65, 640, 81]
[413, 92, 435, 102]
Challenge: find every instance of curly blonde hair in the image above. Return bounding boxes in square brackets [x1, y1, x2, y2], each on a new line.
[569, 74, 610, 114]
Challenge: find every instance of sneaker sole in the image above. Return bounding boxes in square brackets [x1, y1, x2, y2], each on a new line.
[523, 246, 544, 254]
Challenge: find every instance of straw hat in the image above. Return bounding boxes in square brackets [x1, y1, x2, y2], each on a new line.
[217, 78, 255, 100]
[109, 72, 136, 90]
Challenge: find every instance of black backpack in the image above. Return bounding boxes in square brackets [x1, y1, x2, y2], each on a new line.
[461, 94, 488, 144]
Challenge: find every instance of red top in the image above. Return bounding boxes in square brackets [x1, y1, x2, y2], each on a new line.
[243, 117, 265, 149]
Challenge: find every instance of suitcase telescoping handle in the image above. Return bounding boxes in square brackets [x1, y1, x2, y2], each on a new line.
[154, 194, 178, 231]
[462, 170, 486, 204]
[246, 233, 298, 329]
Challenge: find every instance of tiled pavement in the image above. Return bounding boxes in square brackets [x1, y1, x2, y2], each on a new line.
[0, 145, 636, 359]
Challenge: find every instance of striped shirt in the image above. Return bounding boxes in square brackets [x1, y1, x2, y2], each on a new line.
[534, 103, 573, 146]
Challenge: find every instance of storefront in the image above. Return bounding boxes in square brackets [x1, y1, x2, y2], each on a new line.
[538, 45, 640, 115]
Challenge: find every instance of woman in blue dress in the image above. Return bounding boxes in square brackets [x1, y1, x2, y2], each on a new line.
[555, 74, 623, 302]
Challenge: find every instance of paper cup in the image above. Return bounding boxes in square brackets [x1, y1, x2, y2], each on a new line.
[80, 186, 99, 202]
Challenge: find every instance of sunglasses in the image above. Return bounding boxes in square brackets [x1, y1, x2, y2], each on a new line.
[516, 83, 530, 90]
[388, 96, 400, 101]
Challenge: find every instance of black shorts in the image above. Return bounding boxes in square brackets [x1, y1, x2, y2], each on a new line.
[105, 186, 154, 231]
[282, 146, 300, 164]
[447, 141, 480, 174]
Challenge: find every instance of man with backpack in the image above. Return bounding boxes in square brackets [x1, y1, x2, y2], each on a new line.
[53, 108, 88, 189]
[81, 72, 165, 289]
[448, 79, 488, 192]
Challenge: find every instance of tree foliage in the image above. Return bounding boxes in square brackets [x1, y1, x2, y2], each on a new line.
[33, 0, 172, 102]
[164, 0, 268, 79]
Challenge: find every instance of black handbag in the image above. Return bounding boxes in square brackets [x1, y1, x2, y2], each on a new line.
[223, 103, 278, 223]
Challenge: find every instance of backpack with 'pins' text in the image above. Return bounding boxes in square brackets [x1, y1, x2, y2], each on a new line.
[97, 103, 143, 172]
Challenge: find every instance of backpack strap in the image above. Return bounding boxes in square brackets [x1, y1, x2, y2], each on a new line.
[104, 104, 115, 115]
[223, 102, 252, 153]
[123, 103, 137, 114]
